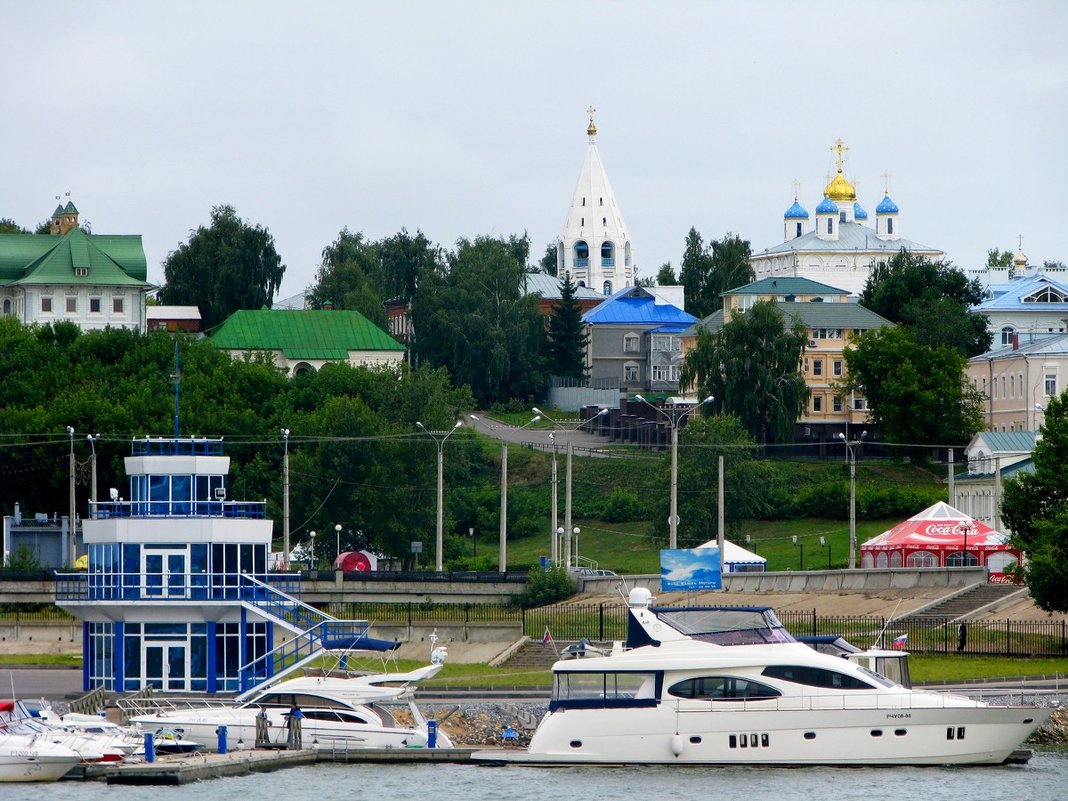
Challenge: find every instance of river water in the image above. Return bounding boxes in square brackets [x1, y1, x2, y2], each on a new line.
[18, 747, 1068, 801]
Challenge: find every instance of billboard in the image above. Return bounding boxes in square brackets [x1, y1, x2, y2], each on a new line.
[660, 547, 722, 592]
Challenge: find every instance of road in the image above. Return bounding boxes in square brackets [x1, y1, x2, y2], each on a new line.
[466, 413, 609, 451]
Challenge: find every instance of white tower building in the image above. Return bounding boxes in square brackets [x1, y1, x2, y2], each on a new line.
[557, 108, 635, 295]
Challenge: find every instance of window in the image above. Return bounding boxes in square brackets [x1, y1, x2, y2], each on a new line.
[761, 665, 875, 690]
[652, 365, 680, 382]
[832, 396, 842, 412]
[66, 296, 77, 313]
[90, 297, 101, 313]
[812, 328, 843, 339]
[623, 333, 640, 353]
[574, 241, 589, 268]
[812, 360, 823, 376]
[668, 676, 780, 701]
[887, 218, 894, 235]
[623, 362, 640, 382]
[651, 334, 681, 352]
[1000, 326, 1015, 346]
[833, 360, 843, 377]
[1, 298, 10, 316]
[906, 551, 937, 568]
[946, 551, 979, 567]
[1023, 286, 1067, 303]
[812, 396, 822, 412]
[601, 241, 615, 267]
[603, 281, 613, 295]
[853, 397, 866, 410]
[74, 266, 89, 277]
[826, 218, 832, 234]
[796, 222, 802, 238]
[42, 296, 53, 313]
[1045, 373, 1057, 397]
[113, 296, 125, 314]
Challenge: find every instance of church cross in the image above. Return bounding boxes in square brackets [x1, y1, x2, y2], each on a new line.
[831, 138, 849, 172]
[1017, 233, 1024, 252]
[792, 178, 801, 200]
[587, 105, 597, 125]
[882, 170, 892, 195]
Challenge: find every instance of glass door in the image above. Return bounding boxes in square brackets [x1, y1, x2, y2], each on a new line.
[142, 548, 188, 598]
[143, 641, 189, 691]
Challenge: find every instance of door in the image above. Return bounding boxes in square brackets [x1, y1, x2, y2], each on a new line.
[144, 641, 188, 691]
[142, 548, 188, 598]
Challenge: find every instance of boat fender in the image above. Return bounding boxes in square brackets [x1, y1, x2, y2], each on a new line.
[670, 733, 684, 758]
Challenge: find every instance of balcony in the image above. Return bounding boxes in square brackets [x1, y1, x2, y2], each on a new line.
[601, 257, 615, 267]
[574, 257, 590, 268]
[91, 500, 267, 519]
[55, 570, 300, 604]
[131, 438, 224, 456]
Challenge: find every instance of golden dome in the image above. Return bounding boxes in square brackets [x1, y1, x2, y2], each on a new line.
[824, 170, 857, 202]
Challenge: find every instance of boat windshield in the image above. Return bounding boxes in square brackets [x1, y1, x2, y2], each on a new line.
[652, 607, 797, 646]
[550, 671, 660, 711]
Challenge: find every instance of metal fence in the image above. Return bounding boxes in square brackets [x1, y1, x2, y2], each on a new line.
[0, 603, 75, 623]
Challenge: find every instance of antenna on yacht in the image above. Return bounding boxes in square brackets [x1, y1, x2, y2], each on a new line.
[871, 599, 903, 649]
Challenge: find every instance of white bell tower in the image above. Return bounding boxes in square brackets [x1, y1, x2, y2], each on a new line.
[558, 107, 635, 295]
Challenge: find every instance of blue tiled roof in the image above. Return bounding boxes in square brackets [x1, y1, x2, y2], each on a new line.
[815, 197, 838, 214]
[583, 287, 696, 326]
[853, 202, 868, 220]
[784, 201, 809, 219]
[876, 195, 899, 214]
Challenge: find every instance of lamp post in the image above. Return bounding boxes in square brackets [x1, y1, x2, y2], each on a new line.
[470, 413, 540, 572]
[634, 395, 714, 550]
[335, 523, 342, 563]
[837, 431, 867, 569]
[309, 531, 316, 569]
[533, 408, 609, 566]
[469, 526, 476, 558]
[86, 434, 100, 519]
[572, 527, 580, 565]
[792, 535, 804, 571]
[960, 520, 973, 567]
[820, 535, 831, 570]
[67, 426, 76, 566]
[416, 420, 463, 572]
[281, 428, 290, 569]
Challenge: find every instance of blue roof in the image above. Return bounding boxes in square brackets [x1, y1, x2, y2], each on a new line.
[784, 201, 809, 219]
[754, 221, 942, 258]
[583, 286, 696, 326]
[815, 197, 838, 214]
[876, 194, 899, 214]
[853, 202, 868, 220]
[972, 275, 1068, 311]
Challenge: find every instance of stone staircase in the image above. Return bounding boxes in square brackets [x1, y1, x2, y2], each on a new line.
[900, 583, 1025, 622]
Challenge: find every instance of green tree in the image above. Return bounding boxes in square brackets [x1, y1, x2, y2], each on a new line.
[986, 248, 1014, 269]
[648, 415, 770, 547]
[308, 229, 387, 326]
[1001, 391, 1068, 612]
[680, 301, 808, 444]
[1042, 260, 1066, 272]
[656, 263, 677, 285]
[843, 326, 985, 446]
[539, 241, 558, 277]
[546, 272, 588, 380]
[0, 218, 29, 234]
[413, 235, 546, 406]
[159, 205, 286, 330]
[679, 229, 754, 318]
[859, 250, 992, 357]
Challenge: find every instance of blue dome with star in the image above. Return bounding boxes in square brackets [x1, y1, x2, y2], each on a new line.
[853, 202, 868, 220]
[784, 201, 809, 219]
[815, 196, 838, 214]
[876, 195, 899, 214]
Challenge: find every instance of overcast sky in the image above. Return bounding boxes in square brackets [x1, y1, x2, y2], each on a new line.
[3, 1, 1066, 299]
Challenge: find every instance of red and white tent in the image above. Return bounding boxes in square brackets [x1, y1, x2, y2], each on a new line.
[860, 502, 1021, 581]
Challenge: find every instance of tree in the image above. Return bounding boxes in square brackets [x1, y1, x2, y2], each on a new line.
[648, 415, 771, 547]
[308, 229, 385, 325]
[546, 272, 588, 380]
[679, 229, 754, 318]
[843, 326, 985, 446]
[413, 234, 547, 406]
[986, 248, 1014, 270]
[656, 263, 677, 285]
[1042, 260, 1067, 272]
[681, 301, 808, 444]
[159, 205, 285, 330]
[538, 241, 558, 277]
[0, 218, 29, 234]
[859, 250, 992, 357]
[1001, 390, 1068, 612]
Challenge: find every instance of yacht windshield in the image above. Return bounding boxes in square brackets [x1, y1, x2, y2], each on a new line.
[653, 607, 797, 646]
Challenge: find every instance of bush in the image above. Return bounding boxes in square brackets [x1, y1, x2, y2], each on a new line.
[600, 488, 643, 522]
[515, 565, 573, 609]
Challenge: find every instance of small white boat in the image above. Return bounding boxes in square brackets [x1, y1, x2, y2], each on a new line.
[125, 662, 451, 751]
[474, 589, 1054, 767]
[0, 734, 82, 782]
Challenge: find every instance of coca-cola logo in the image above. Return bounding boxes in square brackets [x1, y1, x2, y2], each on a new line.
[923, 524, 963, 536]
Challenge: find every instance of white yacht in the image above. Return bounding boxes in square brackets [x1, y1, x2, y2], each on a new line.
[0, 734, 82, 782]
[124, 662, 452, 752]
[474, 589, 1053, 766]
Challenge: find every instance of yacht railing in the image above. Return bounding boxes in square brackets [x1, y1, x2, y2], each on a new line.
[672, 691, 1025, 714]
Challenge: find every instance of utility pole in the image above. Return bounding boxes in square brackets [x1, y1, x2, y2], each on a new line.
[67, 426, 76, 566]
[282, 429, 290, 569]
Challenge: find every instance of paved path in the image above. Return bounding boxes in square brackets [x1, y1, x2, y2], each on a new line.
[466, 413, 609, 451]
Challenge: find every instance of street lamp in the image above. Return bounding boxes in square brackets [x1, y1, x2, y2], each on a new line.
[86, 434, 100, 518]
[792, 535, 804, 571]
[819, 535, 831, 570]
[469, 526, 476, 558]
[837, 430, 867, 569]
[281, 429, 290, 569]
[309, 531, 316, 568]
[416, 420, 463, 572]
[67, 426, 76, 566]
[634, 395, 714, 550]
[335, 523, 342, 563]
[572, 526, 580, 565]
[959, 520, 974, 567]
[533, 408, 609, 566]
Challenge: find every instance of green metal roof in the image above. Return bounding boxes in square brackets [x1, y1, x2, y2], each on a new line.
[724, 277, 850, 296]
[692, 302, 892, 334]
[0, 227, 148, 286]
[210, 309, 405, 359]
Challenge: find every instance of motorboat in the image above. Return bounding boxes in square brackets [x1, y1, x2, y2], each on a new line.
[0, 733, 82, 782]
[473, 588, 1054, 766]
[124, 661, 452, 752]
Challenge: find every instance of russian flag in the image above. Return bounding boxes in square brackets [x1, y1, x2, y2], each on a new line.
[891, 633, 908, 648]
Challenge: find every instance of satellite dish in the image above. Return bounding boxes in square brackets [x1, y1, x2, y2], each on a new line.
[109, 488, 119, 501]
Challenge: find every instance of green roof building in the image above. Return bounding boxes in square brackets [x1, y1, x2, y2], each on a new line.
[210, 309, 405, 376]
[0, 201, 150, 330]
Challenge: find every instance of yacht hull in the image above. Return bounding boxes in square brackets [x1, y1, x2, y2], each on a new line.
[0, 742, 82, 782]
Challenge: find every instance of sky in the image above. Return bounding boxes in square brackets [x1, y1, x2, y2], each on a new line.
[3, 1, 1066, 300]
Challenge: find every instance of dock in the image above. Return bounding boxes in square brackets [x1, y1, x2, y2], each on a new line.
[66, 747, 479, 785]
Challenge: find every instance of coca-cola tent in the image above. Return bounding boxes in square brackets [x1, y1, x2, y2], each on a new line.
[860, 502, 1021, 582]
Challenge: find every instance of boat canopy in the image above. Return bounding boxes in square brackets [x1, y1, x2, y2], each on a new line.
[628, 606, 798, 649]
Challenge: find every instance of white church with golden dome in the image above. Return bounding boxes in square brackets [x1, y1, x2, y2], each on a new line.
[750, 139, 943, 296]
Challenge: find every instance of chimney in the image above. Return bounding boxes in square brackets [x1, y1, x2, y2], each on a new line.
[1013, 333, 1019, 350]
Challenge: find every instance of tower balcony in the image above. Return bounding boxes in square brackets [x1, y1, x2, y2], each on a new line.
[91, 500, 267, 520]
[573, 257, 590, 268]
